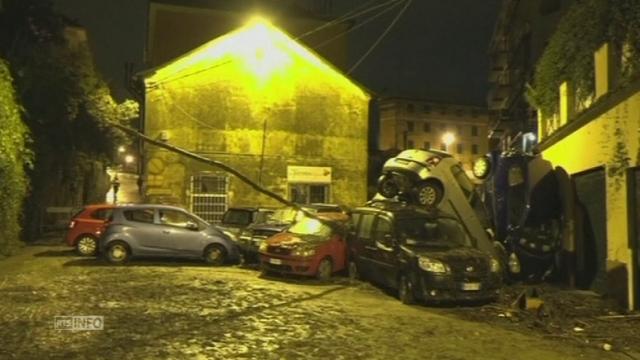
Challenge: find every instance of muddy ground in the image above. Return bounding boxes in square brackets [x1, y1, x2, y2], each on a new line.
[0, 243, 637, 360]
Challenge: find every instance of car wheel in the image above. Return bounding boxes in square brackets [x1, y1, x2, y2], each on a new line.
[377, 174, 399, 198]
[204, 244, 227, 266]
[414, 180, 443, 207]
[316, 257, 333, 281]
[106, 241, 130, 265]
[347, 260, 360, 280]
[76, 235, 97, 256]
[398, 274, 416, 305]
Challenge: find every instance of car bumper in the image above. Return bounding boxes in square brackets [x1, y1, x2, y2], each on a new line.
[416, 272, 502, 302]
[259, 254, 318, 276]
[237, 237, 264, 255]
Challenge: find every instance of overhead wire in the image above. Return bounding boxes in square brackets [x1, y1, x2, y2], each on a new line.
[313, 0, 408, 49]
[294, 0, 399, 40]
[348, 0, 413, 74]
[152, 0, 403, 86]
[148, 0, 412, 132]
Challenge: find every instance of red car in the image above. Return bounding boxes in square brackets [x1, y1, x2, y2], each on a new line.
[259, 212, 349, 280]
[66, 204, 116, 256]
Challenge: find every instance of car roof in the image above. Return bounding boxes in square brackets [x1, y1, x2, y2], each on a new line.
[225, 207, 275, 212]
[83, 203, 117, 210]
[113, 204, 189, 212]
[353, 201, 447, 219]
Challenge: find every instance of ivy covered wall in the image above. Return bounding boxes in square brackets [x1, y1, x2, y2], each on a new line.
[0, 60, 31, 256]
[528, 0, 640, 116]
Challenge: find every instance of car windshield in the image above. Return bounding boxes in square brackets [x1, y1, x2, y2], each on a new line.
[267, 207, 306, 224]
[287, 217, 332, 237]
[222, 209, 252, 226]
[396, 217, 471, 248]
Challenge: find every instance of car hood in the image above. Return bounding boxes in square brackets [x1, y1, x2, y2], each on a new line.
[266, 232, 328, 247]
[403, 245, 489, 263]
[248, 223, 290, 233]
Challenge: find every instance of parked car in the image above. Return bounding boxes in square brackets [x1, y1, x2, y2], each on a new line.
[99, 204, 240, 265]
[66, 204, 116, 256]
[472, 149, 563, 280]
[259, 212, 350, 279]
[217, 207, 275, 239]
[237, 203, 345, 262]
[375, 149, 498, 258]
[347, 202, 502, 304]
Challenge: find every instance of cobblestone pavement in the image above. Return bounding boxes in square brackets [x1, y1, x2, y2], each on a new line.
[0, 244, 632, 360]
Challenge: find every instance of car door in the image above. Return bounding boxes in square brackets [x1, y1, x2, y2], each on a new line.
[123, 208, 167, 256]
[370, 215, 399, 288]
[352, 212, 377, 279]
[156, 209, 205, 257]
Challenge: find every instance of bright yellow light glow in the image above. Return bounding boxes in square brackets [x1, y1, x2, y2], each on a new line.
[442, 132, 455, 146]
[124, 155, 135, 164]
[146, 17, 368, 102]
[118, 146, 125, 153]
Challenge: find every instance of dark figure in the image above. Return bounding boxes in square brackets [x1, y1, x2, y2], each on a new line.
[111, 176, 120, 204]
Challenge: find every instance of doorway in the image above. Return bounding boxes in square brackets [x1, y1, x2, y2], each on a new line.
[573, 168, 607, 293]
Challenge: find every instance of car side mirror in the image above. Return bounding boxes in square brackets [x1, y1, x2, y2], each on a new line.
[185, 222, 198, 231]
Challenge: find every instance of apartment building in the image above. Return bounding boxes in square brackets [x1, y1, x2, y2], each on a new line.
[378, 97, 490, 172]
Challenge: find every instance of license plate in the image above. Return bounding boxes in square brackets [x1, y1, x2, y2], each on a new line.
[461, 282, 481, 291]
[269, 258, 282, 265]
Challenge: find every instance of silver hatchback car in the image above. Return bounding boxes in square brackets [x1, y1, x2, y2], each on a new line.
[99, 204, 240, 265]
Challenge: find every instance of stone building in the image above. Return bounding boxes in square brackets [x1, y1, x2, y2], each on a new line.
[140, 19, 370, 222]
[378, 97, 490, 173]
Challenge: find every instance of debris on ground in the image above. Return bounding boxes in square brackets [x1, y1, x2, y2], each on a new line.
[448, 283, 640, 359]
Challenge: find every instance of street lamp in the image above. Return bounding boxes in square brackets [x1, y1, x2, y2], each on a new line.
[442, 132, 455, 152]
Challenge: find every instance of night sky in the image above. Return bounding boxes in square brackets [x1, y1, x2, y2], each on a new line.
[52, 0, 499, 106]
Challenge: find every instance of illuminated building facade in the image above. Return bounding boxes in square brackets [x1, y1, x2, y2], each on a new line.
[140, 19, 370, 222]
[377, 97, 490, 174]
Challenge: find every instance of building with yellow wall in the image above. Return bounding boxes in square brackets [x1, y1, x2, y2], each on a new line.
[537, 42, 640, 310]
[140, 19, 370, 222]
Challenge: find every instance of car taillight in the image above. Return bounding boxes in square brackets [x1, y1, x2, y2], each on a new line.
[68, 220, 76, 229]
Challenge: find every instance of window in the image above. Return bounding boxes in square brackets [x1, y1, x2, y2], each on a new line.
[457, 143, 463, 154]
[439, 123, 446, 130]
[471, 126, 478, 136]
[407, 140, 414, 148]
[423, 141, 431, 150]
[288, 217, 332, 237]
[423, 122, 431, 132]
[372, 217, 393, 246]
[124, 209, 154, 223]
[159, 209, 195, 229]
[190, 174, 228, 223]
[91, 209, 113, 220]
[290, 184, 330, 204]
[440, 143, 447, 151]
[407, 103, 414, 113]
[222, 209, 253, 226]
[357, 214, 375, 241]
[407, 121, 415, 132]
[422, 105, 431, 113]
[350, 213, 361, 232]
[472, 144, 479, 154]
[457, 125, 462, 135]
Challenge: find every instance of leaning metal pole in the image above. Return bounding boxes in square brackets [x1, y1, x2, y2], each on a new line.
[109, 122, 333, 226]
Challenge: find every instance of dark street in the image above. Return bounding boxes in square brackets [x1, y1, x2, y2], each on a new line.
[0, 242, 636, 360]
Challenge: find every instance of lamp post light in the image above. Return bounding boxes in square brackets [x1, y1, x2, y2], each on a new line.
[442, 132, 456, 152]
